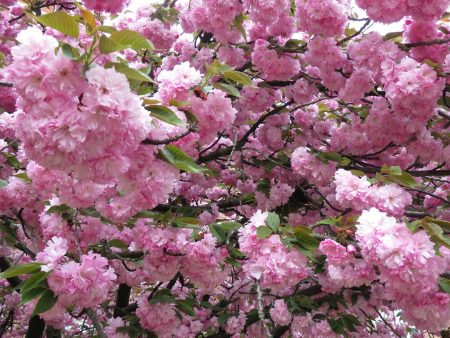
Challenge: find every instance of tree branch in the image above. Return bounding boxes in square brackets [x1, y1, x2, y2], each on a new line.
[343, 166, 450, 177]
[255, 280, 272, 338]
[404, 37, 450, 48]
[141, 126, 197, 145]
[113, 284, 131, 318]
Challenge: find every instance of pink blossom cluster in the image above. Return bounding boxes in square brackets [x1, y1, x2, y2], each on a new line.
[318, 239, 375, 293]
[356, 0, 450, 23]
[348, 32, 404, 83]
[35, 237, 68, 272]
[180, 0, 244, 43]
[136, 295, 181, 337]
[296, 0, 348, 37]
[225, 311, 247, 335]
[156, 62, 202, 105]
[190, 90, 238, 144]
[83, 0, 129, 14]
[382, 57, 445, 121]
[5, 28, 152, 183]
[305, 36, 348, 91]
[270, 299, 292, 326]
[356, 208, 450, 331]
[291, 314, 340, 337]
[334, 169, 412, 216]
[244, 0, 295, 37]
[47, 252, 116, 308]
[251, 40, 300, 81]
[238, 211, 309, 291]
[404, 20, 449, 64]
[291, 147, 337, 186]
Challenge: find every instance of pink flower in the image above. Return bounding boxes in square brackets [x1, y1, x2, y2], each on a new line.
[296, 0, 348, 37]
[334, 169, 372, 210]
[225, 311, 247, 335]
[251, 39, 300, 81]
[136, 295, 181, 337]
[36, 237, 68, 272]
[47, 252, 116, 308]
[270, 299, 292, 326]
[369, 184, 412, 217]
[291, 147, 336, 186]
[83, 0, 129, 14]
[238, 211, 309, 291]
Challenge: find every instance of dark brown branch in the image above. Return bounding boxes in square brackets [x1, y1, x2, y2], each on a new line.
[338, 18, 371, 46]
[0, 257, 21, 288]
[141, 126, 197, 145]
[113, 284, 131, 318]
[438, 109, 450, 121]
[0, 82, 13, 88]
[25, 316, 46, 338]
[198, 101, 292, 163]
[404, 37, 450, 48]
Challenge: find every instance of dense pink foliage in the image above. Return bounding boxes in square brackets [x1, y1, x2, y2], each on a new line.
[0, 0, 449, 337]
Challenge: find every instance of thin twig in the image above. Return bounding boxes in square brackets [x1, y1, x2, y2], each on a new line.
[373, 307, 402, 338]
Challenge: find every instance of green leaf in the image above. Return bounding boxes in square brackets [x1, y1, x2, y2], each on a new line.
[328, 318, 346, 334]
[422, 221, 450, 249]
[426, 218, 450, 231]
[390, 166, 402, 175]
[222, 70, 253, 86]
[21, 286, 48, 305]
[99, 35, 126, 54]
[159, 145, 204, 174]
[218, 312, 231, 325]
[256, 226, 273, 239]
[231, 248, 246, 258]
[383, 31, 403, 41]
[146, 105, 184, 127]
[113, 63, 154, 83]
[47, 204, 71, 214]
[33, 289, 58, 315]
[205, 59, 231, 78]
[0, 179, 7, 188]
[60, 43, 81, 60]
[212, 82, 241, 98]
[224, 256, 242, 268]
[318, 152, 342, 163]
[35, 12, 79, 38]
[149, 289, 175, 304]
[110, 30, 154, 51]
[172, 217, 201, 229]
[0, 263, 43, 279]
[21, 271, 48, 293]
[2, 153, 21, 168]
[176, 300, 196, 317]
[109, 239, 128, 249]
[14, 172, 32, 183]
[209, 221, 241, 243]
[265, 213, 280, 232]
[233, 14, 247, 41]
[79, 207, 101, 218]
[345, 27, 357, 37]
[96, 25, 117, 34]
[284, 39, 305, 49]
[80, 7, 96, 32]
[439, 277, 450, 294]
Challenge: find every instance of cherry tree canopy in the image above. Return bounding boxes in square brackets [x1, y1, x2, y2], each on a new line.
[0, 0, 450, 337]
